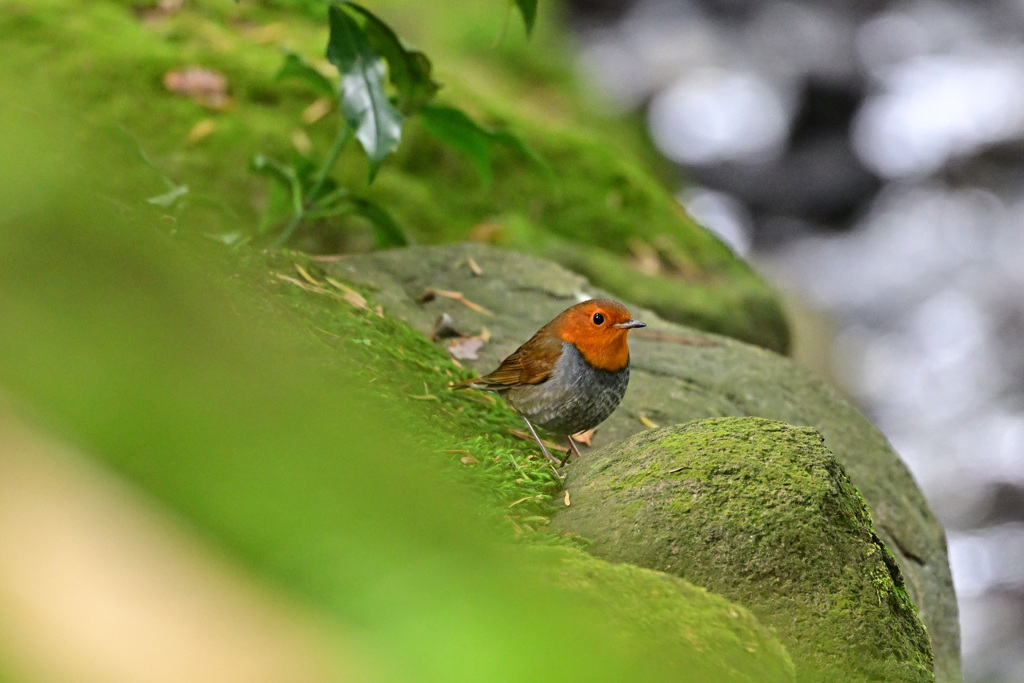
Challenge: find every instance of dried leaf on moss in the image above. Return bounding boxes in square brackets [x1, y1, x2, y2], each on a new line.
[420, 288, 493, 316]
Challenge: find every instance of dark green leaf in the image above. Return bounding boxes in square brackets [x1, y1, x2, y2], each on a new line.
[290, 151, 320, 190]
[250, 154, 304, 229]
[513, 0, 537, 35]
[342, 2, 440, 114]
[419, 105, 551, 186]
[306, 194, 407, 248]
[308, 186, 353, 211]
[419, 105, 494, 186]
[489, 130, 554, 180]
[349, 197, 407, 247]
[326, 4, 403, 180]
[406, 51, 440, 109]
[274, 51, 335, 98]
[250, 154, 294, 189]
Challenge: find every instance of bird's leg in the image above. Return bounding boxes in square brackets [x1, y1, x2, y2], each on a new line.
[560, 435, 584, 466]
[520, 416, 562, 465]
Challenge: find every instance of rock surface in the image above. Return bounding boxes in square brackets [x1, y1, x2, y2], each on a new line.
[329, 242, 961, 681]
[551, 417, 932, 681]
[532, 546, 795, 682]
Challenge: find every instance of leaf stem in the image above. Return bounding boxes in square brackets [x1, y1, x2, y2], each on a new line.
[271, 125, 353, 247]
[308, 124, 353, 206]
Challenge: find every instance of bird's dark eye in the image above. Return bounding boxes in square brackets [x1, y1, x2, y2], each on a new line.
[593, 312, 605, 325]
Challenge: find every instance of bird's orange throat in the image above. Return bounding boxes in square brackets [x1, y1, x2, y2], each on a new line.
[568, 333, 631, 372]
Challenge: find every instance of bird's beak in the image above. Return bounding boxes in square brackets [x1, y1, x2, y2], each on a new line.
[615, 319, 646, 330]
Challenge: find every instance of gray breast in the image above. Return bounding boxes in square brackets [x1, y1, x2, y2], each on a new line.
[505, 341, 630, 436]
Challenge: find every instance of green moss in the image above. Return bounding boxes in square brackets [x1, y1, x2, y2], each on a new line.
[243, 248, 570, 537]
[552, 417, 934, 682]
[0, 0, 790, 352]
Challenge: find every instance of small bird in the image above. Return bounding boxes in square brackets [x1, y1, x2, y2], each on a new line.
[454, 298, 645, 465]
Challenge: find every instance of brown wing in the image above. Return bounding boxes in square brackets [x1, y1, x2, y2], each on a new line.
[460, 329, 562, 391]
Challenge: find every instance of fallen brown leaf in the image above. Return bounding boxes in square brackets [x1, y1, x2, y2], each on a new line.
[291, 129, 313, 155]
[187, 119, 216, 143]
[448, 336, 484, 360]
[341, 289, 367, 310]
[467, 221, 505, 243]
[163, 67, 231, 110]
[302, 97, 333, 125]
[274, 274, 323, 292]
[324, 276, 369, 312]
[563, 490, 571, 506]
[460, 455, 479, 466]
[137, 0, 184, 22]
[508, 494, 543, 508]
[274, 273, 372, 314]
[458, 391, 495, 405]
[420, 288, 493, 316]
[639, 414, 660, 430]
[467, 256, 483, 276]
[295, 264, 322, 286]
[245, 22, 285, 44]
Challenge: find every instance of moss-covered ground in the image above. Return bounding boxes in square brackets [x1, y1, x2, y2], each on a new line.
[246, 247, 569, 536]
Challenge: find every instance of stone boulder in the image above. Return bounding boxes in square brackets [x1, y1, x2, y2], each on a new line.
[551, 417, 933, 681]
[330, 242, 960, 681]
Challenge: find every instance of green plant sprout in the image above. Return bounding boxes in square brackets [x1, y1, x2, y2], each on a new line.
[254, 0, 542, 249]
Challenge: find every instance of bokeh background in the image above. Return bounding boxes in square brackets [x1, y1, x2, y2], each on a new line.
[564, 0, 1024, 679]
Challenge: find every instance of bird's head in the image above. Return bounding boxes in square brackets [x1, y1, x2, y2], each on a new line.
[552, 299, 645, 372]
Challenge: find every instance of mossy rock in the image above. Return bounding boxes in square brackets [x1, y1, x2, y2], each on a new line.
[330, 242, 960, 682]
[551, 417, 933, 681]
[530, 546, 795, 683]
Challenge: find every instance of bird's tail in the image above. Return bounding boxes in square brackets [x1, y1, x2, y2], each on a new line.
[450, 377, 484, 390]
